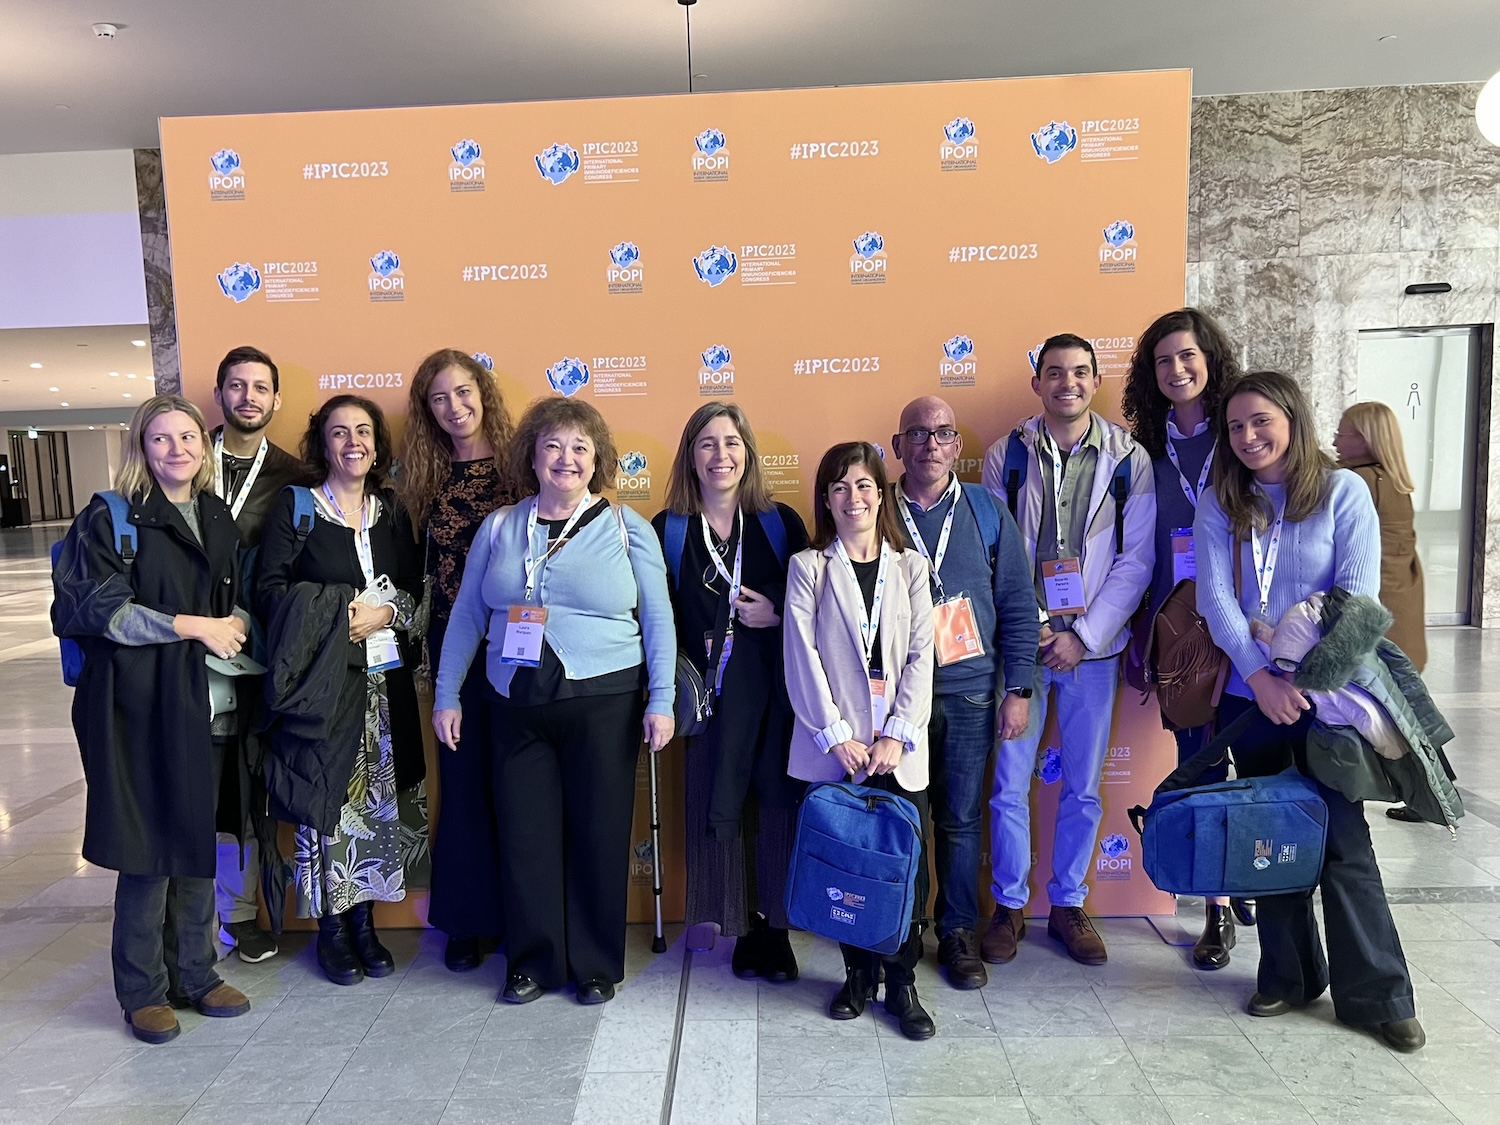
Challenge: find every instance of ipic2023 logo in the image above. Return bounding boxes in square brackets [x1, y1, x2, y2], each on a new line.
[693, 245, 738, 288]
[536, 142, 580, 185]
[940, 335, 976, 388]
[607, 242, 643, 295]
[546, 357, 590, 397]
[1096, 834, 1132, 882]
[209, 149, 245, 202]
[1099, 220, 1137, 275]
[449, 139, 485, 193]
[849, 231, 887, 285]
[616, 450, 651, 502]
[368, 250, 404, 303]
[699, 344, 735, 399]
[940, 117, 978, 172]
[692, 128, 730, 182]
[1030, 120, 1078, 164]
[216, 262, 261, 304]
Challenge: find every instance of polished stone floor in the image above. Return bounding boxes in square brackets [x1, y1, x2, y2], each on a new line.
[2, 522, 1498, 1125]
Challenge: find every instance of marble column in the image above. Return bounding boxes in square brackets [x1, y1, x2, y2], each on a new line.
[134, 148, 180, 396]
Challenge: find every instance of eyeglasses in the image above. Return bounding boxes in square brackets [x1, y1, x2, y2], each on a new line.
[900, 427, 959, 446]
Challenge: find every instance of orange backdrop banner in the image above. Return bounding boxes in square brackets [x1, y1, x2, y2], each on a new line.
[162, 70, 1189, 920]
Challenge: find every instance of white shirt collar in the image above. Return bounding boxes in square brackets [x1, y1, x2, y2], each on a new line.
[1166, 410, 1209, 440]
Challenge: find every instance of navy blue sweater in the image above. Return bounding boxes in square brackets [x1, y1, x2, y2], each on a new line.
[1147, 426, 1216, 615]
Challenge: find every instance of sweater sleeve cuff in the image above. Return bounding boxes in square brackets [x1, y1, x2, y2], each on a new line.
[882, 714, 923, 752]
[815, 719, 853, 753]
[645, 690, 674, 718]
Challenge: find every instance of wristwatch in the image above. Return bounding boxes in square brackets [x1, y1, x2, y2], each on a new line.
[1006, 687, 1034, 699]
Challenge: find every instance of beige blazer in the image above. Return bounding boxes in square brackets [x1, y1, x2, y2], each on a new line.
[782, 542, 935, 790]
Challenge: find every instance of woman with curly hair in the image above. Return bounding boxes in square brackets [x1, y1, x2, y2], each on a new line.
[399, 349, 520, 972]
[1122, 307, 1247, 969]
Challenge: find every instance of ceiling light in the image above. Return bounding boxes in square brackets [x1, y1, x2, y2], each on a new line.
[120, 423, 127, 427]
[131, 339, 146, 347]
[1479, 72, 1500, 147]
[126, 372, 138, 379]
[88, 426, 95, 431]
[48, 386, 59, 392]
[60, 402, 69, 407]
[109, 371, 119, 377]
[29, 362, 42, 369]
[122, 392, 132, 398]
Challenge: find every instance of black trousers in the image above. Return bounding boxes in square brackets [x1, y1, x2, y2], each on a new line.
[116, 874, 220, 1012]
[840, 773, 930, 987]
[427, 620, 504, 941]
[1219, 693, 1415, 1025]
[491, 690, 644, 988]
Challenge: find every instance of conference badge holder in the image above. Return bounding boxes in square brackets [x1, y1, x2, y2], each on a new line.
[500, 605, 549, 667]
[1041, 557, 1087, 616]
[869, 672, 889, 744]
[931, 594, 983, 667]
[1170, 527, 1197, 585]
[356, 575, 404, 673]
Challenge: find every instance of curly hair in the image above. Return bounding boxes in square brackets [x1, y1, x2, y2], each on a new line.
[300, 394, 394, 494]
[398, 349, 517, 528]
[508, 396, 618, 497]
[1121, 308, 1242, 459]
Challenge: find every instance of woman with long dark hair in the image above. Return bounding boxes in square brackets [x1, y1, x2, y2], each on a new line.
[400, 349, 519, 971]
[1195, 370, 1423, 1052]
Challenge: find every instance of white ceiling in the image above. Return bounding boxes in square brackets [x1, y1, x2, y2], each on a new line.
[0, 326, 154, 417]
[4, 0, 1499, 155]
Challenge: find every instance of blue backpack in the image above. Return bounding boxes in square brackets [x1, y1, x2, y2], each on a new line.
[785, 781, 923, 955]
[1001, 428, 1132, 554]
[54, 491, 136, 686]
[662, 507, 789, 588]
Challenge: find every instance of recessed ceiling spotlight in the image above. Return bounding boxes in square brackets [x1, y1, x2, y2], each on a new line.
[88, 425, 96, 430]
[131, 339, 146, 347]
[29, 362, 42, 369]
[48, 386, 59, 392]
[119, 423, 127, 428]
[60, 402, 69, 407]
[109, 371, 119, 377]
[122, 392, 132, 398]
[126, 372, 138, 379]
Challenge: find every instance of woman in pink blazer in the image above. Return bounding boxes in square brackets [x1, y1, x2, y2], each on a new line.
[783, 441, 936, 1039]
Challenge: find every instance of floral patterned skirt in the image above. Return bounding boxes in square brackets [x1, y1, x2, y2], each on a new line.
[294, 671, 420, 918]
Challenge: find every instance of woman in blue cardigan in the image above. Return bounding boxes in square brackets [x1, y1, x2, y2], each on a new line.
[1195, 370, 1422, 1052]
[434, 397, 676, 1006]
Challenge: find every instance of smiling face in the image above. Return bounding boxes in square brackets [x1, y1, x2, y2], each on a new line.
[143, 410, 206, 495]
[322, 404, 377, 488]
[214, 362, 280, 436]
[1226, 390, 1292, 482]
[1153, 330, 1209, 411]
[827, 461, 882, 541]
[427, 365, 484, 446]
[894, 397, 961, 494]
[692, 414, 745, 500]
[533, 426, 596, 505]
[1033, 345, 1099, 423]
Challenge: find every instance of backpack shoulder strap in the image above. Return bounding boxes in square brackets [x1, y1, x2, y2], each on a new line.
[1002, 429, 1028, 518]
[287, 485, 316, 541]
[664, 512, 688, 586]
[757, 506, 790, 568]
[959, 482, 1000, 566]
[1110, 458, 1132, 555]
[98, 491, 136, 564]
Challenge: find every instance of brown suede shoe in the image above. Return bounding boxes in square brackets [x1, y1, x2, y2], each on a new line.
[1047, 906, 1107, 965]
[980, 907, 1026, 964]
[195, 982, 250, 1018]
[124, 1004, 181, 1045]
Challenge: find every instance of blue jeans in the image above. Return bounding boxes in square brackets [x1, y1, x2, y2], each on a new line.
[927, 690, 997, 936]
[990, 657, 1119, 909]
[114, 874, 221, 1012]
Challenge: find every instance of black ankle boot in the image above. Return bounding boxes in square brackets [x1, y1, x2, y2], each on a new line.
[1192, 903, 1236, 970]
[348, 902, 395, 978]
[760, 926, 799, 982]
[828, 966, 876, 1020]
[884, 983, 936, 1040]
[732, 914, 767, 980]
[316, 910, 363, 986]
[1229, 897, 1256, 926]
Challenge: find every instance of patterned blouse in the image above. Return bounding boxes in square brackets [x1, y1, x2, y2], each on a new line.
[425, 458, 518, 626]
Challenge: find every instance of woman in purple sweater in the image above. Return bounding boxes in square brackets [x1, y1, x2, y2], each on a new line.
[1195, 370, 1423, 1053]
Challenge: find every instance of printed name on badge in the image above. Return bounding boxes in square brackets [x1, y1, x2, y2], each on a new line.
[501, 605, 549, 667]
[1041, 557, 1087, 616]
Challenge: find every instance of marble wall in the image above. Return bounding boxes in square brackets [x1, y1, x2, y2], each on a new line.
[1188, 83, 1500, 626]
[133, 148, 180, 396]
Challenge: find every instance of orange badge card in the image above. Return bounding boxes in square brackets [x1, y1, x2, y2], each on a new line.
[932, 595, 984, 666]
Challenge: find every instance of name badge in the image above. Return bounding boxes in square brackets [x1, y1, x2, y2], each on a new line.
[1041, 557, 1087, 616]
[932, 594, 984, 667]
[1171, 527, 1197, 586]
[1250, 617, 1276, 654]
[869, 672, 889, 744]
[366, 628, 402, 673]
[500, 605, 548, 667]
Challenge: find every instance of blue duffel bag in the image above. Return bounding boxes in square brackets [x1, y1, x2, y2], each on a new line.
[786, 780, 922, 955]
[1128, 708, 1329, 897]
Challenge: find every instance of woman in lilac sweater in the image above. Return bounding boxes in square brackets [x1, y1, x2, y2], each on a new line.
[1195, 370, 1422, 1053]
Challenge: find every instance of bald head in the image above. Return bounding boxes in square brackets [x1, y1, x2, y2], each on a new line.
[899, 395, 955, 434]
[893, 396, 962, 498]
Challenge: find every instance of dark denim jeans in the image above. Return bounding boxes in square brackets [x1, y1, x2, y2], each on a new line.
[114, 874, 221, 1012]
[927, 690, 997, 936]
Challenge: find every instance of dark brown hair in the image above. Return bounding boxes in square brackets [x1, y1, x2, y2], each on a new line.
[1121, 308, 1242, 459]
[809, 442, 910, 552]
[300, 394, 393, 494]
[663, 402, 774, 516]
[1035, 333, 1097, 378]
[216, 345, 278, 393]
[508, 396, 618, 497]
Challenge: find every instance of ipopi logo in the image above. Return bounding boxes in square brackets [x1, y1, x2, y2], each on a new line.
[536, 142, 580, 185]
[692, 128, 730, 182]
[216, 262, 261, 303]
[849, 231, 887, 285]
[1035, 746, 1063, 785]
[607, 241, 643, 295]
[1027, 343, 1045, 374]
[631, 837, 655, 882]
[1099, 220, 1137, 275]
[546, 357, 590, 397]
[208, 148, 245, 201]
[699, 344, 735, 399]
[940, 117, 978, 171]
[616, 451, 651, 501]
[940, 335, 976, 388]
[693, 245, 738, 287]
[368, 250, 404, 302]
[1097, 833, 1132, 880]
[473, 352, 494, 370]
[449, 139, 485, 192]
[1031, 120, 1078, 164]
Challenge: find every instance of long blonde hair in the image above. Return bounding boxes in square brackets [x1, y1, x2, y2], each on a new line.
[663, 402, 775, 516]
[113, 395, 215, 501]
[1211, 371, 1336, 540]
[1340, 401, 1415, 494]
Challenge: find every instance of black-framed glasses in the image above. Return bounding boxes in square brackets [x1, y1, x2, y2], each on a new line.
[901, 427, 960, 446]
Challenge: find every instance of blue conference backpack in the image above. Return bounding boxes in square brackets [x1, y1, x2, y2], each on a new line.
[1127, 708, 1329, 897]
[53, 491, 135, 686]
[661, 507, 789, 588]
[786, 781, 923, 955]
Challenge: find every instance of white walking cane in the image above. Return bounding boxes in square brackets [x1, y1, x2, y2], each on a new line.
[647, 749, 666, 954]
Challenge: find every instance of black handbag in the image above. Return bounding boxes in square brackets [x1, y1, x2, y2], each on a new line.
[675, 652, 713, 738]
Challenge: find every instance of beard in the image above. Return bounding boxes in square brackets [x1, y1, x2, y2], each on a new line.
[225, 408, 272, 436]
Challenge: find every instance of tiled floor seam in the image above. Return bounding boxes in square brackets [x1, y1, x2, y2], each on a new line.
[659, 944, 693, 1125]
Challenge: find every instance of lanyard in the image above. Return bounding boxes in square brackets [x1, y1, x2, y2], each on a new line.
[701, 509, 744, 619]
[1249, 496, 1287, 619]
[1164, 432, 1215, 509]
[321, 484, 374, 587]
[213, 436, 268, 520]
[896, 474, 961, 598]
[1039, 427, 1083, 550]
[833, 537, 891, 668]
[524, 493, 598, 601]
